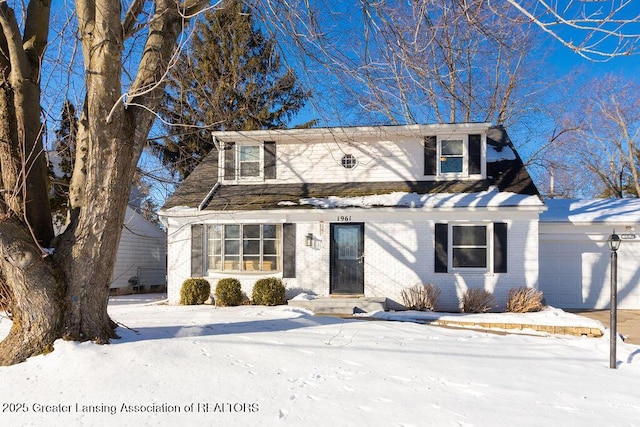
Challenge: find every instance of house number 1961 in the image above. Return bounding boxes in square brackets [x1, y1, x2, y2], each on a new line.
[337, 216, 352, 222]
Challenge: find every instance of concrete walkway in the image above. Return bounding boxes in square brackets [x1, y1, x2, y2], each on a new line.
[569, 310, 640, 345]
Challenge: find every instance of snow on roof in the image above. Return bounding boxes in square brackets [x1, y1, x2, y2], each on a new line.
[282, 187, 544, 209]
[541, 198, 640, 223]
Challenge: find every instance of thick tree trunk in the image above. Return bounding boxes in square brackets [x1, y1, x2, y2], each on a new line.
[0, 217, 63, 365]
[0, 0, 210, 366]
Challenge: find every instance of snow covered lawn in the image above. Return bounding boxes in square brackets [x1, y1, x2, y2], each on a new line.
[1, 298, 639, 426]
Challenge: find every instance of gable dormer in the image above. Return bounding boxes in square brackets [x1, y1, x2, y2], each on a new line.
[214, 123, 493, 185]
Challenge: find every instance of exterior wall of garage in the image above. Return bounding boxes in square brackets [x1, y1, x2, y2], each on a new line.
[539, 222, 640, 309]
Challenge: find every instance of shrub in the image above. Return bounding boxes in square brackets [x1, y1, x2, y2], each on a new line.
[180, 278, 211, 305]
[461, 288, 495, 313]
[252, 277, 286, 306]
[215, 278, 243, 306]
[506, 287, 544, 313]
[401, 283, 441, 311]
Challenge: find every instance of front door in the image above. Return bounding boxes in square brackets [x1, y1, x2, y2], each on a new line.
[330, 223, 365, 294]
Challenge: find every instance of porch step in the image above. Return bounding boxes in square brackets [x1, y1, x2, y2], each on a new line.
[287, 297, 387, 315]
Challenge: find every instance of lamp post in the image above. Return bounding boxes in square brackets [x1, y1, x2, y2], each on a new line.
[607, 231, 621, 369]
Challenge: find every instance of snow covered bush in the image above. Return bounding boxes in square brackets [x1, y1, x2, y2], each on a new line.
[214, 278, 243, 306]
[180, 278, 211, 305]
[461, 288, 495, 313]
[252, 277, 286, 306]
[506, 287, 544, 313]
[401, 283, 441, 311]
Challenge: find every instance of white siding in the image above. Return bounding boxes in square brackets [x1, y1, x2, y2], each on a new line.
[111, 207, 167, 292]
[215, 124, 491, 185]
[166, 217, 193, 303]
[275, 137, 425, 184]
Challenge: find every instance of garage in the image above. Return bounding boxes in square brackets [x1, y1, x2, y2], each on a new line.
[539, 199, 640, 309]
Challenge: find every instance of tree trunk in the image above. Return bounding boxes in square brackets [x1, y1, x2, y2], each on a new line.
[0, 0, 210, 366]
[0, 217, 63, 365]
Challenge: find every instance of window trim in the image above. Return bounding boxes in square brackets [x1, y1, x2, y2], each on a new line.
[206, 223, 281, 273]
[437, 134, 468, 178]
[448, 223, 492, 272]
[223, 142, 265, 182]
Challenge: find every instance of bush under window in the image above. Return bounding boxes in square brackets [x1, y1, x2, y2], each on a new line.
[215, 278, 243, 306]
[180, 278, 211, 305]
[252, 277, 286, 306]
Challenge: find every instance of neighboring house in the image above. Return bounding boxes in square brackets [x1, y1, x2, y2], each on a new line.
[48, 151, 167, 295]
[540, 199, 640, 309]
[110, 205, 168, 295]
[160, 123, 545, 311]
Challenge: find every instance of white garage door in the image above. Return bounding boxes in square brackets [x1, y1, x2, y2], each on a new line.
[539, 237, 640, 309]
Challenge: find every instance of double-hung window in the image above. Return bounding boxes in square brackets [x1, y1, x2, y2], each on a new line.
[223, 141, 277, 181]
[207, 224, 281, 272]
[239, 145, 261, 178]
[438, 136, 467, 176]
[451, 225, 488, 269]
[424, 134, 483, 178]
[434, 222, 508, 273]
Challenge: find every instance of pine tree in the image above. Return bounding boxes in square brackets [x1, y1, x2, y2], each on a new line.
[152, 0, 311, 179]
[48, 100, 78, 226]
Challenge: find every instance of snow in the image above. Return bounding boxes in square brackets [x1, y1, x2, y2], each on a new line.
[1, 297, 639, 426]
[363, 306, 604, 329]
[542, 198, 640, 223]
[285, 187, 544, 209]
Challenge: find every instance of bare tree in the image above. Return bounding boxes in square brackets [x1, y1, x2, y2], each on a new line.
[0, 0, 213, 365]
[536, 74, 640, 198]
[505, 0, 640, 61]
[257, 0, 549, 127]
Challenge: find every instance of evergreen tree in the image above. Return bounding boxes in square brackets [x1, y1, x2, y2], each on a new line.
[152, 0, 311, 179]
[48, 100, 78, 225]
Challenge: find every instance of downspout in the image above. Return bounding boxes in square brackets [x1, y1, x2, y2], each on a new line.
[198, 182, 220, 211]
[198, 133, 224, 212]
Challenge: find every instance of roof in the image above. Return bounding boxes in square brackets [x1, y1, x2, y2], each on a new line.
[162, 125, 541, 212]
[541, 198, 640, 224]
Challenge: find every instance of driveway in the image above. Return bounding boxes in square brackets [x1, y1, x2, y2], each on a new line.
[570, 309, 640, 345]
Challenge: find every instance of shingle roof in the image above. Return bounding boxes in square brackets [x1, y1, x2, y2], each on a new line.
[162, 125, 540, 212]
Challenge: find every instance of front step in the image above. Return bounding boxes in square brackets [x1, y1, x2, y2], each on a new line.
[287, 297, 387, 315]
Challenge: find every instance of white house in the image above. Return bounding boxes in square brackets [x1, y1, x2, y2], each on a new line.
[160, 123, 545, 311]
[539, 199, 640, 309]
[109, 205, 167, 295]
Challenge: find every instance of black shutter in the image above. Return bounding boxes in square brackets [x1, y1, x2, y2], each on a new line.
[434, 223, 448, 272]
[283, 223, 296, 278]
[264, 141, 276, 179]
[424, 136, 437, 175]
[191, 224, 204, 277]
[468, 134, 481, 175]
[224, 142, 236, 180]
[493, 222, 508, 273]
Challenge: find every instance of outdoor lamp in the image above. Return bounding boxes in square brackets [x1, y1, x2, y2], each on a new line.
[608, 230, 621, 369]
[306, 233, 314, 247]
[608, 232, 621, 252]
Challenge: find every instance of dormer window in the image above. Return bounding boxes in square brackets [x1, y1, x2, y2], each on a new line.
[439, 139, 465, 174]
[424, 134, 483, 178]
[239, 145, 260, 177]
[223, 141, 276, 182]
